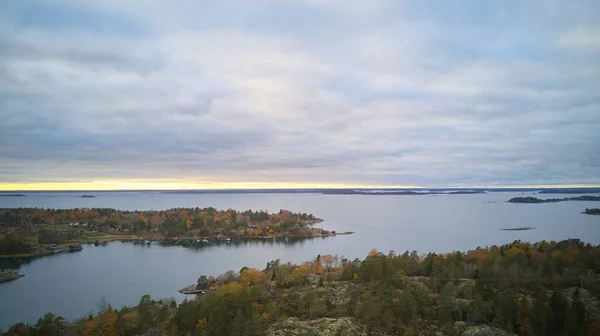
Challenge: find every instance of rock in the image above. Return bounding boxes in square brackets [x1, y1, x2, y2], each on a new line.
[562, 287, 600, 322]
[460, 325, 516, 336]
[266, 317, 366, 336]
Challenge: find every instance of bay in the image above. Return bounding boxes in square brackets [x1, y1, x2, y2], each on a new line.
[0, 191, 598, 329]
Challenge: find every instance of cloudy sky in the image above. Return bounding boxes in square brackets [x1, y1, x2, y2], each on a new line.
[1, 1, 599, 190]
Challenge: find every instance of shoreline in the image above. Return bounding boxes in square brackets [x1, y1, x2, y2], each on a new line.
[0, 232, 354, 259]
[0, 270, 25, 283]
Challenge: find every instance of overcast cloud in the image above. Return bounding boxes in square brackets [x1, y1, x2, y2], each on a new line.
[0, 0, 599, 187]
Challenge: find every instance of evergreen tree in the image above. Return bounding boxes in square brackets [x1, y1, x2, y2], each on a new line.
[438, 281, 457, 324]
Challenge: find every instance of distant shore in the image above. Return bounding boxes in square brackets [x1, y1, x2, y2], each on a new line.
[322, 190, 484, 196]
[2, 187, 599, 195]
[508, 196, 600, 203]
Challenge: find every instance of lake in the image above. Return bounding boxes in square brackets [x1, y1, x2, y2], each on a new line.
[1, 191, 598, 328]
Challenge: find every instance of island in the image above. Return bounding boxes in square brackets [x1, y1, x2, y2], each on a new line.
[502, 227, 535, 231]
[78, 195, 96, 198]
[0, 269, 24, 283]
[538, 188, 600, 194]
[3, 238, 599, 335]
[0, 207, 345, 258]
[508, 195, 600, 203]
[584, 208, 600, 215]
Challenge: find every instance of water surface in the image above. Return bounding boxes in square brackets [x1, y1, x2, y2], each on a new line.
[1, 191, 598, 328]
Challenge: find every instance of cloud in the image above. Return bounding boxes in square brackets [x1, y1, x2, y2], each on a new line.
[0, 0, 599, 188]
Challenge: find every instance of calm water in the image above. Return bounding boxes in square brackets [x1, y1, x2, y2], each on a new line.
[1, 191, 599, 328]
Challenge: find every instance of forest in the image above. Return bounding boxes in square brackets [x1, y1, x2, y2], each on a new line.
[0, 208, 323, 256]
[3, 238, 600, 335]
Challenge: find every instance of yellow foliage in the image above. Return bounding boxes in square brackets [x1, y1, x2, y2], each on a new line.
[312, 262, 324, 275]
[467, 250, 493, 263]
[219, 282, 242, 295]
[83, 311, 118, 336]
[196, 317, 208, 336]
[565, 247, 580, 261]
[353, 273, 360, 280]
[506, 247, 524, 257]
[291, 264, 311, 277]
[240, 268, 263, 287]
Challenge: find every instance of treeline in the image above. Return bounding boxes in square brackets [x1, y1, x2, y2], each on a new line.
[0, 208, 320, 237]
[3, 239, 600, 335]
[508, 196, 600, 203]
[584, 208, 600, 215]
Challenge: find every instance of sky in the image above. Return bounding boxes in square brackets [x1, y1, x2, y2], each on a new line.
[0, 0, 599, 190]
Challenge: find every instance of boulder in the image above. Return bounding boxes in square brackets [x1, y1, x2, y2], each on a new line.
[266, 317, 366, 336]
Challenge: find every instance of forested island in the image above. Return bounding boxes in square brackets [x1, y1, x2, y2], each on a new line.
[584, 208, 600, 215]
[2, 238, 600, 335]
[0, 208, 335, 258]
[508, 196, 600, 203]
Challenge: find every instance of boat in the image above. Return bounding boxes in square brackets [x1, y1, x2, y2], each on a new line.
[68, 244, 83, 252]
[201, 239, 209, 243]
[94, 240, 99, 246]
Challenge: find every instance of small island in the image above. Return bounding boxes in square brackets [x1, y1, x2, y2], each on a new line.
[508, 196, 600, 203]
[0, 207, 345, 258]
[0, 193, 26, 197]
[0, 269, 24, 283]
[584, 208, 600, 215]
[502, 227, 535, 231]
[78, 195, 96, 198]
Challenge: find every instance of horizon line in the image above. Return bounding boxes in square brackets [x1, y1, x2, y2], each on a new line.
[1, 182, 599, 192]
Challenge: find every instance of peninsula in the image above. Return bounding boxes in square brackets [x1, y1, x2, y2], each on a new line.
[0, 208, 341, 258]
[0, 270, 24, 283]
